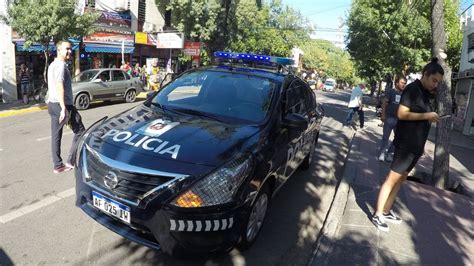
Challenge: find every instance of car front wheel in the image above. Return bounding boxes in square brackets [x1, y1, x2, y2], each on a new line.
[125, 90, 136, 103]
[238, 184, 269, 250]
[75, 93, 90, 110]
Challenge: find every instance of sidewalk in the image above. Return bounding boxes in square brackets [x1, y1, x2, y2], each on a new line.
[310, 118, 474, 265]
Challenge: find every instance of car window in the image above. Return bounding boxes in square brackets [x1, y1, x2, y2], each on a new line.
[285, 80, 308, 116]
[99, 71, 111, 82]
[153, 70, 278, 123]
[112, 70, 126, 81]
[73, 70, 100, 83]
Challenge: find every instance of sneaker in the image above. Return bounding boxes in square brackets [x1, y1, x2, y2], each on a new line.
[386, 153, 394, 162]
[53, 164, 73, 174]
[65, 162, 75, 169]
[382, 210, 402, 224]
[378, 153, 385, 162]
[371, 215, 389, 232]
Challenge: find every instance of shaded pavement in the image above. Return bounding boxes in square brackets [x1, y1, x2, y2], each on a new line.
[310, 115, 474, 265]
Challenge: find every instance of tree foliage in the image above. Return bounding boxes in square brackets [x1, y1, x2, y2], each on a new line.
[300, 39, 354, 83]
[346, 0, 462, 81]
[3, 0, 98, 79]
[167, 0, 311, 59]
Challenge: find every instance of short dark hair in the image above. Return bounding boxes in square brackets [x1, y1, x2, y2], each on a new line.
[395, 75, 407, 83]
[422, 57, 444, 76]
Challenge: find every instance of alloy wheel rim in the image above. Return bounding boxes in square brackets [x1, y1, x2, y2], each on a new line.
[79, 95, 89, 109]
[126, 91, 135, 102]
[246, 193, 268, 242]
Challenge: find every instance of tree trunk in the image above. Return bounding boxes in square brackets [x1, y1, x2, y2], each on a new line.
[430, 0, 452, 189]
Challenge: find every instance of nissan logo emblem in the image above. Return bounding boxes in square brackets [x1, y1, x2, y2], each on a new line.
[104, 171, 119, 189]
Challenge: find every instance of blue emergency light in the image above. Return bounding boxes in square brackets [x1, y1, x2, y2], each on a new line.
[214, 51, 294, 66]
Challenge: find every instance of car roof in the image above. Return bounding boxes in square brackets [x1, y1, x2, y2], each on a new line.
[196, 65, 287, 83]
[82, 68, 123, 72]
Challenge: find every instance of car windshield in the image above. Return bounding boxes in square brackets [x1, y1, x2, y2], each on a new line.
[151, 70, 279, 124]
[73, 70, 100, 83]
[325, 80, 334, 86]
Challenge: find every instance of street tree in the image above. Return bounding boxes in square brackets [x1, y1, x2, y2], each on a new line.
[346, 0, 461, 89]
[166, 0, 311, 60]
[3, 0, 98, 81]
[431, 0, 453, 189]
[300, 39, 354, 84]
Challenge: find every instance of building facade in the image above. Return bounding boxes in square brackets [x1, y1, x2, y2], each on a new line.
[454, 4, 474, 136]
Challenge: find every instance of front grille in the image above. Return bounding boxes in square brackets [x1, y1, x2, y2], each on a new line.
[83, 145, 187, 204]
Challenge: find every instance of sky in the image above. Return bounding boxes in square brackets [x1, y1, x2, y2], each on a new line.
[282, 0, 352, 48]
[282, 0, 474, 48]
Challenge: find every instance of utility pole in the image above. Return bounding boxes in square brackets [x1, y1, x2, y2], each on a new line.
[430, 0, 452, 189]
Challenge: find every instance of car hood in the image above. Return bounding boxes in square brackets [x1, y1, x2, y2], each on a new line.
[86, 104, 261, 168]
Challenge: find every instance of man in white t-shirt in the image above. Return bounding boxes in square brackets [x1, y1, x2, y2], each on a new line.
[46, 40, 85, 174]
[345, 84, 365, 128]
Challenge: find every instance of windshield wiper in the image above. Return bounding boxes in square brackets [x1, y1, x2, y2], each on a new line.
[173, 108, 223, 122]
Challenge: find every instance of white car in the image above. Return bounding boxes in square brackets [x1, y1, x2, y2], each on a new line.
[323, 78, 335, 92]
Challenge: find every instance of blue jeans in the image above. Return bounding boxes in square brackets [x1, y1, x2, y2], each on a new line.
[345, 107, 364, 127]
[380, 117, 397, 155]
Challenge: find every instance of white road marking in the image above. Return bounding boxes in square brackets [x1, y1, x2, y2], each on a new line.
[0, 188, 75, 224]
[36, 131, 73, 141]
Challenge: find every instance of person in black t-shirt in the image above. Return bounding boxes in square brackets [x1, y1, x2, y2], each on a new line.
[372, 58, 444, 232]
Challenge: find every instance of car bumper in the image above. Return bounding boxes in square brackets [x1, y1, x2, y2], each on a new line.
[75, 168, 249, 255]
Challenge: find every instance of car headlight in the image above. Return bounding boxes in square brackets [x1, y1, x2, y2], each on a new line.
[171, 156, 253, 208]
[75, 116, 108, 179]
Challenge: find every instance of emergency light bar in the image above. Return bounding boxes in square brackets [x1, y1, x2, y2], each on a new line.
[214, 51, 295, 66]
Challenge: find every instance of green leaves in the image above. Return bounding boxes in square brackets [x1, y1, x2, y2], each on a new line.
[5, 0, 98, 49]
[167, 0, 311, 60]
[346, 0, 462, 79]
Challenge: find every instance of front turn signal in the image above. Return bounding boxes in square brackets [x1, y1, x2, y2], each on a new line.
[174, 191, 203, 208]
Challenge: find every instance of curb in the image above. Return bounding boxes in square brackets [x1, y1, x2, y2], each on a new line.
[308, 126, 358, 265]
[0, 104, 48, 118]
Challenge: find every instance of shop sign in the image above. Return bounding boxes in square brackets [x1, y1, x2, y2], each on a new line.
[183, 42, 201, 56]
[135, 32, 148, 45]
[96, 10, 132, 30]
[156, 33, 184, 49]
[83, 31, 134, 46]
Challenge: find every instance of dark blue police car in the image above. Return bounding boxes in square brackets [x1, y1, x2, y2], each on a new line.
[74, 52, 324, 256]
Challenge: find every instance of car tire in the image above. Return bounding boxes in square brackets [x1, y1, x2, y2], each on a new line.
[238, 183, 270, 250]
[300, 132, 319, 170]
[75, 93, 90, 110]
[125, 90, 136, 103]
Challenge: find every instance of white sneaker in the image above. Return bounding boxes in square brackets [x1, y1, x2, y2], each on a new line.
[378, 153, 385, 162]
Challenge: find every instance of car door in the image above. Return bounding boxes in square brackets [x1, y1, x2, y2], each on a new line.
[92, 70, 114, 100]
[275, 79, 311, 184]
[109, 70, 128, 98]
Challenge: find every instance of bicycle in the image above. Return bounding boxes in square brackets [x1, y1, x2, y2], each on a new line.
[30, 79, 48, 103]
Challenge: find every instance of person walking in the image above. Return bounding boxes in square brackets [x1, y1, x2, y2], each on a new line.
[378, 75, 407, 162]
[345, 84, 364, 128]
[46, 40, 85, 174]
[372, 58, 443, 232]
[19, 63, 31, 104]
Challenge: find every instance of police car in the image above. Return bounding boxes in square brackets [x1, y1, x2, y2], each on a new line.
[74, 52, 324, 256]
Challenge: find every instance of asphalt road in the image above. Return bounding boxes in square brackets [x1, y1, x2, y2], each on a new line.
[0, 90, 355, 265]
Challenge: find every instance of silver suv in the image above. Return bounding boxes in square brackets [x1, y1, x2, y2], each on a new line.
[72, 68, 143, 110]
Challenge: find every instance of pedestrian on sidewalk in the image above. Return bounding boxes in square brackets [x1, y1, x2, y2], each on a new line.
[372, 58, 443, 232]
[378, 75, 407, 162]
[46, 40, 85, 174]
[345, 84, 364, 128]
[19, 63, 31, 104]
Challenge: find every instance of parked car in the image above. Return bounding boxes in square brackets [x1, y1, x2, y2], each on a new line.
[74, 52, 324, 256]
[72, 68, 143, 110]
[322, 78, 336, 92]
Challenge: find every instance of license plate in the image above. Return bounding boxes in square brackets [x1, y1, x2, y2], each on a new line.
[92, 191, 131, 224]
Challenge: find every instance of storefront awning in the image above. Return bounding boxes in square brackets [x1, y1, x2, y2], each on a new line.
[15, 39, 80, 52]
[84, 44, 134, 54]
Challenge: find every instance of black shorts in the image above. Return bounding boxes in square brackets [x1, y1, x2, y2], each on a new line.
[390, 148, 423, 174]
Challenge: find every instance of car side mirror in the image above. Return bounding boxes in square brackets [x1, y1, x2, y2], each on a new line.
[282, 113, 308, 130]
